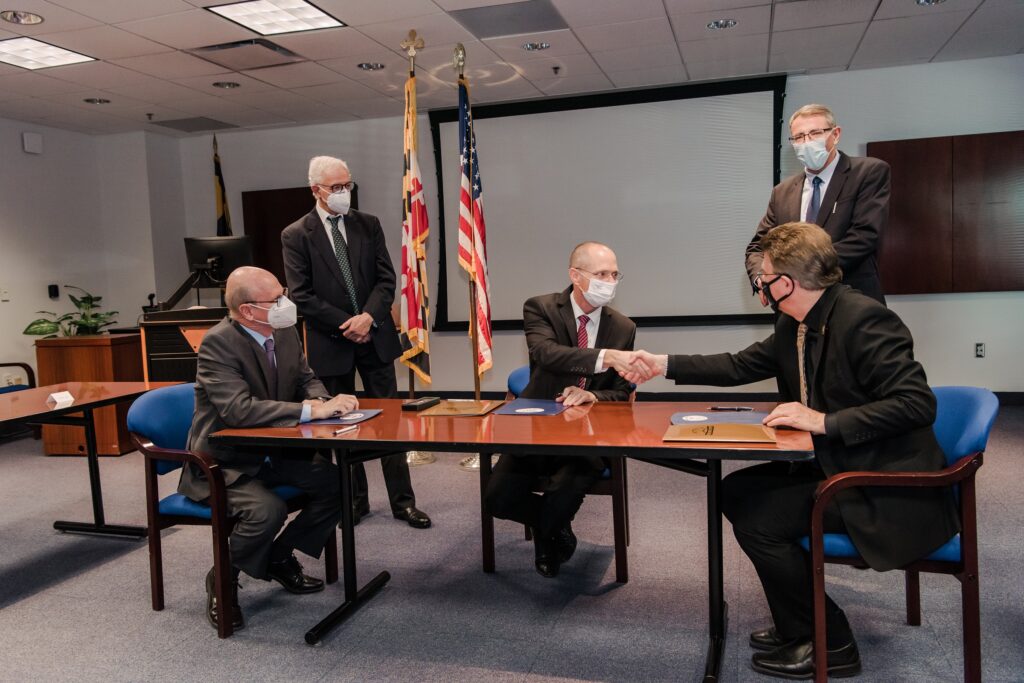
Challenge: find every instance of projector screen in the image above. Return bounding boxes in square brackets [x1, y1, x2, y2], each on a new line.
[429, 77, 784, 329]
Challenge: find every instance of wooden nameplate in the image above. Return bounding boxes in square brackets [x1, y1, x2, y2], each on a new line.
[663, 422, 776, 443]
[420, 399, 503, 417]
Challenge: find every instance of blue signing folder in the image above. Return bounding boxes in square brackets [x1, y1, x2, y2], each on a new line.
[671, 411, 770, 426]
[307, 408, 382, 425]
[495, 399, 567, 416]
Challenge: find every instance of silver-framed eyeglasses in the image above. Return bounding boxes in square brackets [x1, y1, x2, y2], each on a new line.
[788, 127, 834, 144]
[575, 268, 624, 282]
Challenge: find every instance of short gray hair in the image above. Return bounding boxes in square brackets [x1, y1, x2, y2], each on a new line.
[308, 156, 350, 186]
[789, 104, 837, 129]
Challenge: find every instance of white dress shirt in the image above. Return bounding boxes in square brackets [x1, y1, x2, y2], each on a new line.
[569, 293, 606, 373]
[800, 150, 840, 222]
[316, 203, 348, 248]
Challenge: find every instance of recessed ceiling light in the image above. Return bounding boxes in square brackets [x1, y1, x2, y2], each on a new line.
[213, 81, 241, 88]
[83, 97, 111, 104]
[706, 19, 737, 30]
[522, 41, 550, 52]
[357, 62, 385, 71]
[0, 10, 44, 25]
[0, 37, 93, 70]
[208, 0, 344, 36]
[915, 0, 947, 5]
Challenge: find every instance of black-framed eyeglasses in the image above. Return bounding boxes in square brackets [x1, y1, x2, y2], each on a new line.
[318, 182, 355, 193]
[574, 268, 624, 282]
[246, 288, 288, 305]
[788, 127, 834, 144]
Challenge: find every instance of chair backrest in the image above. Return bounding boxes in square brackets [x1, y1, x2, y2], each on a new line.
[508, 365, 531, 398]
[932, 386, 1000, 466]
[127, 383, 196, 474]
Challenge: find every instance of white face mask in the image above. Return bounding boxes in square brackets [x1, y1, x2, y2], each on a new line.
[582, 277, 617, 308]
[326, 189, 350, 215]
[251, 295, 298, 329]
[793, 138, 831, 171]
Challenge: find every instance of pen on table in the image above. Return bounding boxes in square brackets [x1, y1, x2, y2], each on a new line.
[709, 406, 754, 411]
[332, 425, 358, 436]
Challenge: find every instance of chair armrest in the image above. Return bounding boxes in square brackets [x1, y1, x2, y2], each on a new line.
[0, 362, 35, 388]
[812, 453, 983, 509]
[130, 433, 227, 488]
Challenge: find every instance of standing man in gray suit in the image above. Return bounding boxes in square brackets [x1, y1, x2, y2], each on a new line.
[182, 266, 357, 631]
[282, 156, 429, 530]
[745, 104, 890, 304]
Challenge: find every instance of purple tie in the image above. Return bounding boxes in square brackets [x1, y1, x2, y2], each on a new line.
[264, 337, 278, 398]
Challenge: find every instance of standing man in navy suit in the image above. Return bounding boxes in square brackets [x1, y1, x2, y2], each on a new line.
[282, 156, 430, 529]
[746, 104, 890, 304]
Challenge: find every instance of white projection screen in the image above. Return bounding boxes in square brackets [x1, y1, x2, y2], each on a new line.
[430, 78, 784, 329]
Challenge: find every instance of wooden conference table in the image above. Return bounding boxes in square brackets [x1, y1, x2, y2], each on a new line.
[0, 381, 171, 539]
[212, 398, 814, 682]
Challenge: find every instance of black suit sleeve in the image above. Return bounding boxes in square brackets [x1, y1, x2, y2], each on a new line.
[831, 159, 890, 275]
[361, 214, 397, 326]
[524, 296, 601, 376]
[281, 224, 354, 331]
[667, 335, 779, 387]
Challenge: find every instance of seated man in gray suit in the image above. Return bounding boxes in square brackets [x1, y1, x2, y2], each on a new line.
[485, 242, 636, 578]
[181, 266, 357, 631]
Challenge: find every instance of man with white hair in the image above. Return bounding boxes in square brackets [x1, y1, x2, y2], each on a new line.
[282, 156, 430, 529]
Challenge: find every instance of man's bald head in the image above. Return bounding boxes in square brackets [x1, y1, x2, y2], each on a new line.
[225, 266, 281, 315]
[569, 241, 615, 271]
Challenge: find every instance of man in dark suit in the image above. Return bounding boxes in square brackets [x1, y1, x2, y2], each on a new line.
[281, 155, 429, 529]
[745, 103, 890, 304]
[183, 266, 358, 631]
[621, 223, 958, 678]
[485, 242, 636, 578]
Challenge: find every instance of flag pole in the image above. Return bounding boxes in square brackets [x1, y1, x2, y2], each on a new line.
[400, 30, 434, 466]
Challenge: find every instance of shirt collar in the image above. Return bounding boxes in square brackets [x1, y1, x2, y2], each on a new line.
[569, 290, 601, 322]
[316, 203, 343, 227]
[806, 149, 841, 185]
[800, 284, 842, 335]
[239, 323, 270, 347]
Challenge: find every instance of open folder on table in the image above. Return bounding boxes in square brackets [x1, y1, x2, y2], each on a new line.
[663, 422, 777, 443]
[420, 399, 503, 417]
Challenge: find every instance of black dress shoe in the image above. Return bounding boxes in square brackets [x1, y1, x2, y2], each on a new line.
[266, 555, 325, 594]
[554, 525, 578, 564]
[393, 506, 431, 529]
[205, 566, 244, 631]
[750, 626, 797, 651]
[751, 637, 861, 679]
[532, 529, 560, 578]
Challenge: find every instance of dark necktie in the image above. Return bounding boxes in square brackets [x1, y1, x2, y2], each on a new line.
[796, 323, 808, 406]
[327, 215, 360, 314]
[806, 175, 823, 223]
[264, 336, 278, 399]
[576, 314, 590, 389]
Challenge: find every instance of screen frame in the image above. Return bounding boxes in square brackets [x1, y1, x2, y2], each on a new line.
[428, 74, 786, 332]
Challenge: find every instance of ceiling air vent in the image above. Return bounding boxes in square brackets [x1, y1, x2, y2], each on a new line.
[188, 38, 304, 71]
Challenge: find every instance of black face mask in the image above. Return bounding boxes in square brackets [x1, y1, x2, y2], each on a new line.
[759, 274, 792, 314]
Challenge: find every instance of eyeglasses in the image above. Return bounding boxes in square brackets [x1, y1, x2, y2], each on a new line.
[575, 268, 624, 282]
[753, 272, 786, 290]
[246, 288, 288, 305]
[788, 127, 834, 144]
[318, 182, 354, 193]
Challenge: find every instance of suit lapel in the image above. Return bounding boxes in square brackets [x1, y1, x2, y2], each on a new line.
[783, 173, 805, 223]
[344, 212, 364, 288]
[557, 288, 578, 345]
[594, 307, 613, 349]
[230, 320, 273, 398]
[307, 210, 348, 292]
[815, 152, 850, 227]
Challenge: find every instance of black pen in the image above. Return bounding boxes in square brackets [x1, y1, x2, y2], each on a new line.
[709, 406, 754, 411]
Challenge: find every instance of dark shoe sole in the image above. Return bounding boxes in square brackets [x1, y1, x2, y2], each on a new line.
[750, 660, 861, 680]
[267, 576, 325, 595]
[393, 514, 431, 529]
[750, 635, 795, 652]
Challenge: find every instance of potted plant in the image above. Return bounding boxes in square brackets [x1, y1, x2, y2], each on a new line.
[23, 286, 119, 337]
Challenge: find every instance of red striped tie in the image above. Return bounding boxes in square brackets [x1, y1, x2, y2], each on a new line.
[577, 314, 589, 388]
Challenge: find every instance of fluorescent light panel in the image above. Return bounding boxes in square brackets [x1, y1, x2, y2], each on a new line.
[209, 0, 343, 35]
[0, 37, 94, 70]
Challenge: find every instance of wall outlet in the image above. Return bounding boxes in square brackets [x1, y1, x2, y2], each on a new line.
[3, 374, 14, 386]
[0, 289, 9, 302]
[975, 342, 985, 358]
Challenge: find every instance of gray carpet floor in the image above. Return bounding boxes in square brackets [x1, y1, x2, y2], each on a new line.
[1, 407, 1021, 682]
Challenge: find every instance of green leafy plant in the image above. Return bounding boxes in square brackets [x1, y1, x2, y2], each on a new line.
[23, 286, 119, 337]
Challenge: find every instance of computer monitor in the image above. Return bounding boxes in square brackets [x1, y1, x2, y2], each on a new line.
[184, 236, 253, 284]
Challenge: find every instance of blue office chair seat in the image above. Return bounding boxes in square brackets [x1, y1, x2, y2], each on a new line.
[799, 532, 962, 563]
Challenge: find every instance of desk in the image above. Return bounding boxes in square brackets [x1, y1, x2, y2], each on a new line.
[0, 381, 172, 539]
[212, 399, 813, 681]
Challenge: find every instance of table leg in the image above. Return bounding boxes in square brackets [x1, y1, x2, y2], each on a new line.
[702, 459, 728, 682]
[479, 453, 495, 573]
[51, 409, 146, 539]
[305, 449, 390, 646]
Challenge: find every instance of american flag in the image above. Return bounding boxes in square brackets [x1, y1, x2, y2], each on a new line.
[399, 70, 430, 383]
[457, 76, 493, 376]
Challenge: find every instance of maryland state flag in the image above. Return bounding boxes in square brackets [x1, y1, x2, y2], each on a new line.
[213, 135, 232, 236]
[399, 69, 431, 383]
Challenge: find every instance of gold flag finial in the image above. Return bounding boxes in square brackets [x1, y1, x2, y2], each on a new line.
[453, 43, 466, 77]
[400, 29, 425, 72]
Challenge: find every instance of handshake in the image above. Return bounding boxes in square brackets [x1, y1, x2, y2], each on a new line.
[603, 349, 668, 385]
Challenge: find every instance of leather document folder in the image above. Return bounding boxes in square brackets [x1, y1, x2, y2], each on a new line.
[663, 422, 777, 443]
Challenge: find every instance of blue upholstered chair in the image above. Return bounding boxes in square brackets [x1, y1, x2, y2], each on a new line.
[127, 383, 338, 638]
[0, 362, 40, 441]
[485, 365, 631, 583]
[802, 386, 998, 682]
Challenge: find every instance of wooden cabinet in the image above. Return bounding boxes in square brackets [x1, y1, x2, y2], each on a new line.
[35, 334, 143, 456]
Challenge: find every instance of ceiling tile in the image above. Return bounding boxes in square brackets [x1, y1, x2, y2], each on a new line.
[433, 0, 524, 10]
[225, 88, 315, 110]
[551, 0, 667, 29]
[935, 0, 1024, 62]
[111, 50, 228, 78]
[270, 26, 386, 61]
[313, 0, 442, 27]
[465, 75, 542, 103]
[0, 96, 58, 118]
[772, 0, 878, 32]
[574, 18, 675, 52]
[590, 43, 682, 72]
[530, 72, 612, 95]
[678, 33, 768, 65]
[0, 70, 97, 96]
[433, 61, 526, 89]
[105, 75, 206, 103]
[483, 29, 585, 61]
[686, 55, 766, 81]
[875, 0, 982, 20]
[851, 11, 973, 67]
[320, 48, 407, 80]
[770, 22, 865, 71]
[44, 60, 160, 88]
[402, 40, 502, 73]
[664, 0, 770, 11]
[0, 0, 101, 35]
[172, 71, 279, 95]
[669, 5, 771, 42]
[47, 0, 195, 24]
[35, 25, 171, 60]
[508, 52, 602, 80]
[291, 78, 388, 102]
[242, 61, 349, 87]
[215, 108, 293, 127]
[338, 97, 404, 119]
[116, 9, 255, 49]
[356, 13, 476, 50]
[606, 63, 688, 88]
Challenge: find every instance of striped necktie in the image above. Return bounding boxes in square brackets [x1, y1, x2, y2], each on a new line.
[576, 314, 590, 389]
[796, 323, 808, 406]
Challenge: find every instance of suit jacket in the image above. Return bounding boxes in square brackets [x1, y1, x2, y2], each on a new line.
[282, 208, 402, 377]
[745, 152, 890, 303]
[179, 318, 329, 501]
[522, 287, 636, 402]
[666, 285, 959, 571]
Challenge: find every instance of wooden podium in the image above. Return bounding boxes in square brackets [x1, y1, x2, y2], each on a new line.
[35, 334, 143, 456]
